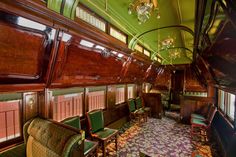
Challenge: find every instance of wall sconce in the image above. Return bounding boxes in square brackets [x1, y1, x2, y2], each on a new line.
[28, 97, 35, 109]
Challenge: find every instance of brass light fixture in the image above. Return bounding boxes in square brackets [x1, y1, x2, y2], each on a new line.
[128, 0, 160, 24]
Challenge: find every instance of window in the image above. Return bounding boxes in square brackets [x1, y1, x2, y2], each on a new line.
[51, 88, 84, 121]
[134, 44, 143, 53]
[0, 93, 22, 143]
[227, 93, 235, 120]
[116, 85, 125, 104]
[87, 86, 106, 111]
[127, 84, 136, 99]
[144, 49, 151, 57]
[76, 6, 106, 32]
[218, 89, 235, 120]
[218, 90, 225, 111]
[109, 27, 127, 43]
[142, 83, 152, 93]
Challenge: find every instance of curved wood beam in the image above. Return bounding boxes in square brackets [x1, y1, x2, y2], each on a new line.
[128, 25, 194, 50]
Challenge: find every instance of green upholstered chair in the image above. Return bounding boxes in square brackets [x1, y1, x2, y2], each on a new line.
[191, 104, 212, 121]
[61, 116, 98, 157]
[135, 97, 151, 117]
[127, 98, 147, 124]
[87, 109, 118, 157]
[191, 106, 217, 141]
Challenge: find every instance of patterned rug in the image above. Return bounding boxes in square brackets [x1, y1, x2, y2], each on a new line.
[99, 117, 221, 157]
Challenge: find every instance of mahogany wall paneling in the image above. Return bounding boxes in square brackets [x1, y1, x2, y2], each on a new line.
[107, 85, 116, 109]
[0, 84, 45, 93]
[203, 21, 236, 89]
[142, 93, 162, 118]
[51, 32, 126, 86]
[121, 57, 150, 83]
[180, 96, 214, 123]
[171, 70, 184, 104]
[154, 68, 171, 90]
[0, 11, 53, 84]
[38, 89, 51, 119]
[23, 92, 38, 122]
[184, 65, 207, 91]
[144, 64, 159, 83]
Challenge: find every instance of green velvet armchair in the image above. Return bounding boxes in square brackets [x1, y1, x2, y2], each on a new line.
[127, 98, 147, 124]
[135, 97, 151, 117]
[191, 106, 217, 141]
[61, 116, 98, 157]
[86, 110, 118, 157]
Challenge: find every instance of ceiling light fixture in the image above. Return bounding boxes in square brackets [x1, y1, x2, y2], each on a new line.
[128, 0, 160, 24]
[160, 37, 174, 50]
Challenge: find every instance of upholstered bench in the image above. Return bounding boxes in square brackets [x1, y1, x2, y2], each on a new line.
[0, 117, 84, 157]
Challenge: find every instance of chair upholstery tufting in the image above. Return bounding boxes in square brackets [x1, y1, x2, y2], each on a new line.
[27, 118, 82, 157]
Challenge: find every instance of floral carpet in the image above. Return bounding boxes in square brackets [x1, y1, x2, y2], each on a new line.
[99, 116, 221, 157]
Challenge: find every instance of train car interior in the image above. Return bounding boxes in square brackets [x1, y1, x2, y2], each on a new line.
[0, 0, 236, 156]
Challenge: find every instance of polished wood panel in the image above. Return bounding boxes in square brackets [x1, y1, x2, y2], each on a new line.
[144, 64, 159, 83]
[51, 34, 125, 86]
[154, 68, 171, 90]
[184, 65, 206, 91]
[142, 93, 162, 118]
[121, 57, 149, 83]
[0, 22, 48, 83]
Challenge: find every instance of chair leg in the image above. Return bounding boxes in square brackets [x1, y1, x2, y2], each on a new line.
[103, 141, 106, 157]
[115, 134, 118, 152]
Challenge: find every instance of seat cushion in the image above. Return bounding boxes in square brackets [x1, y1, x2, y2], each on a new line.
[84, 139, 97, 156]
[93, 128, 118, 140]
[191, 119, 207, 127]
[134, 109, 145, 114]
[88, 110, 104, 133]
[143, 107, 150, 112]
[191, 114, 206, 120]
[0, 143, 26, 157]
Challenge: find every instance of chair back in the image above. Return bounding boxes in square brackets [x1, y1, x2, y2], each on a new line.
[87, 110, 104, 133]
[205, 104, 213, 120]
[135, 97, 143, 109]
[128, 99, 136, 112]
[61, 116, 81, 130]
[207, 106, 217, 126]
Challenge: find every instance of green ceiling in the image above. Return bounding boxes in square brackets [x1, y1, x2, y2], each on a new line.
[79, 0, 195, 65]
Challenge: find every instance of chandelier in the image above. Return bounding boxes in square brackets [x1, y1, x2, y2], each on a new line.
[160, 37, 174, 50]
[169, 49, 181, 60]
[128, 0, 160, 24]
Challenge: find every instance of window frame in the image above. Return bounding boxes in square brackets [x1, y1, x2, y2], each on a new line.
[134, 44, 144, 53]
[217, 89, 236, 123]
[143, 49, 151, 57]
[108, 24, 128, 44]
[49, 87, 85, 121]
[75, 4, 107, 32]
[0, 93, 23, 149]
[115, 84, 126, 105]
[127, 84, 137, 99]
[86, 86, 107, 112]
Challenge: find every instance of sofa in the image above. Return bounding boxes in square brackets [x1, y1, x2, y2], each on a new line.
[0, 117, 84, 157]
